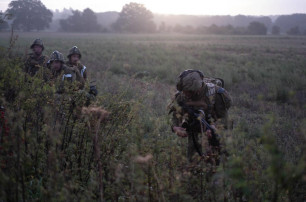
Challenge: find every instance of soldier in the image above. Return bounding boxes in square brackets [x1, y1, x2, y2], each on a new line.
[66, 46, 87, 81]
[169, 69, 232, 162]
[47, 50, 66, 81]
[47, 50, 85, 93]
[24, 39, 49, 76]
[66, 46, 98, 98]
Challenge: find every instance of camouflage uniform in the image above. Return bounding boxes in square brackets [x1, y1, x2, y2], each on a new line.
[66, 46, 97, 104]
[66, 46, 87, 81]
[170, 70, 232, 162]
[47, 50, 85, 93]
[46, 51, 65, 81]
[24, 39, 49, 77]
[61, 66, 85, 90]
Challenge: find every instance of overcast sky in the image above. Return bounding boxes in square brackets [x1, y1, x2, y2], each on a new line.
[0, 0, 305, 15]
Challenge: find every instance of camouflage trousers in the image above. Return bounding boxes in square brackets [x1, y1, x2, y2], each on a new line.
[187, 131, 221, 166]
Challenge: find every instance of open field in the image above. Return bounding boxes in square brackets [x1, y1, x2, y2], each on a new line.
[0, 32, 305, 201]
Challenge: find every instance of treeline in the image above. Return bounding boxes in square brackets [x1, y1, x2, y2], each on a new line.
[158, 22, 269, 35]
[1, 0, 306, 35]
[59, 8, 103, 32]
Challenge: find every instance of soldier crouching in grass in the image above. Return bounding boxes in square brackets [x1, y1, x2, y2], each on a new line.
[169, 70, 232, 164]
[169, 69, 232, 199]
[24, 39, 49, 77]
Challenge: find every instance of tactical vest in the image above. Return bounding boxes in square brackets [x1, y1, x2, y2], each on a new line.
[66, 62, 87, 79]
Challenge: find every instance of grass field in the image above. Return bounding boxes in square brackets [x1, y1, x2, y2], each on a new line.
[0, 32, 305, 201]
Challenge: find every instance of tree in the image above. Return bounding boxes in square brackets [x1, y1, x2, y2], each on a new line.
[207, 24, 221, 34]
[233, 15, 272, 28]
[0, 12, 11, 31]
[0, 21, 9, 31]
[6, 0, 52, 31]
[82, 8, 100, 32]
[272, 25, 280, 35]
[287, 26, 300, 35]
[59, 8, 102, 32]
[247, 21, 267, 35]
[274, 14, 306, 35]
[158, 21, 166, 32]
[173, 24, 183, 33]
[112, 2, 156, 33]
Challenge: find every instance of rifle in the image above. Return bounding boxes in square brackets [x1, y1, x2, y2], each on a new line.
[89, 80, 98, 96]
[178, 102, 220, 156]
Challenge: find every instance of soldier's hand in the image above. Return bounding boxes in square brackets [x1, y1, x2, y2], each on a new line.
[72, 66, 79, 72]
[173, 126, 188, 137]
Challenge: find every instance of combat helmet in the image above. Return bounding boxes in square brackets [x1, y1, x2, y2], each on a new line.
[30, 39, 44, 50]
[176, 69, 204, 92]
[67, 46, 81, 58]
[49, 50, 64, 63]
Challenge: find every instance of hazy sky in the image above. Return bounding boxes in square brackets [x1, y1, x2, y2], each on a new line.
[0, 0, 305, 15]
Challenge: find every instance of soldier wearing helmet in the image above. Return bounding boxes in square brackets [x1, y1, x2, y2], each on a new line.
[47, 50, 65, 79]
[169, 69, 232, 162]
[47, 50, 85, 92]
[66, 46, 87, 81]
[24, 39, 49, 76]
[66, 46, 98, 100]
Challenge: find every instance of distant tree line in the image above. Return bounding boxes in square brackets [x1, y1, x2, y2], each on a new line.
[1, 0, 306, 35]
[161, 21, 268, 35]
[59, 8, 102, 32]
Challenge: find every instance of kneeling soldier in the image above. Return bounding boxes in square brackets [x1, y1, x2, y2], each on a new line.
[169, 70, 232, 163]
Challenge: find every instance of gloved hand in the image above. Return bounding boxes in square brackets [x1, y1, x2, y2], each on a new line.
[89, 85, 98, 96]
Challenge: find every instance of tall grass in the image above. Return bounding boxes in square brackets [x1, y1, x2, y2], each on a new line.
[0, 32, 305, 201]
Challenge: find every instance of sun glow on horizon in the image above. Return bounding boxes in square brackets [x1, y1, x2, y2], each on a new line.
[145, 0, 242, 16]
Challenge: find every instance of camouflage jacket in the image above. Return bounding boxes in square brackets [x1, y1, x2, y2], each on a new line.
[24, 53, 49, 77]
[65, 61, 87, 81]
[44, 64, 85, 94]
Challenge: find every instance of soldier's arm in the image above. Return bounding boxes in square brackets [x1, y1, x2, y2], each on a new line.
[171, 108, 187, 137]
[169, 93, 188, 137]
